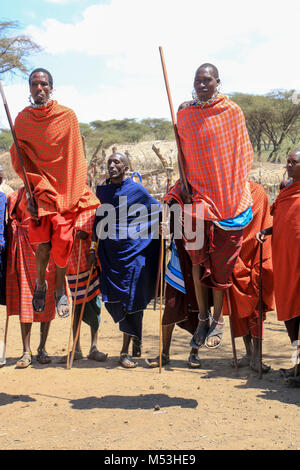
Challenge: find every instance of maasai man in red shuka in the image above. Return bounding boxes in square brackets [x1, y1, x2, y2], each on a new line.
[10, 68, 99, 319]
[164, 63, 253, 351]
[257, 150, 300, 387]
[223, 181, 274, 373]
[6, 188, 61, 368]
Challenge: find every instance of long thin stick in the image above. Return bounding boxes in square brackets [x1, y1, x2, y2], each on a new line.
[158, 206, 168, 374]
[158, 46, 190, 194]
[294, 322, 300, 377]
[66, 239, 82, 369]
[0, 315, 9, 366]
[258, 242, 263, 379]
[0, 81, 39, 225]
[226, 289, 238, 374]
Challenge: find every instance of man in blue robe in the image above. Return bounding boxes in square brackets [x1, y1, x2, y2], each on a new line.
[89, 153, 161, 368]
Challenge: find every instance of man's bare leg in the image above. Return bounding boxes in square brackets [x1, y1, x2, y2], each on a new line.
[55, 266, 70, 318]
[20, 322, 32, 354]
[16, 323, 32, 368]
[191, 265, 210, 347]
[120, 333, 137, 368]
[88, 327, 108, 362]
[205, 288, 224, 348]
[33, 242, 51, 312]
[36, 321, 52, 364]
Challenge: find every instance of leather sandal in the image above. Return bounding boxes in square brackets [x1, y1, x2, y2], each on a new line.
[16, 352, 32, 369]
[119, 353, 137, 369]
[145, 353, 170, 368]
[32, 281, 48, 313]
[54, 292, 70, 319]
[205, 317, 225, 349]
[190, 313, 210, 349]
[188, 353, 201, 368]
[36, 348, 51, 364]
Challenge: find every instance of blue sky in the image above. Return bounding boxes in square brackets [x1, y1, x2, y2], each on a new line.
[0, 0, 300, 126]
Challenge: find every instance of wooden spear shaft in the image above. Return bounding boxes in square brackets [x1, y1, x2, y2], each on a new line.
[66, 239, 82, 370]
[158, 46, 190, 195]
[258, 242, 263, 379]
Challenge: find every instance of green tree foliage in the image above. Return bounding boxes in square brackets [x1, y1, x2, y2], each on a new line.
[83, 118, 173, 153]
[0, 129, 13, 151]
[0, 20, 41, 76]
[231, 90, 300, 162]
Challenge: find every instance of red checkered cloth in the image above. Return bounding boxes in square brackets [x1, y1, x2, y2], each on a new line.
[66, 208, 98, 274]
[66, 207, 101, 305]
[164, 94, 253, 220]
[10, 100, 99, 217]
[6, 189, 57, 323]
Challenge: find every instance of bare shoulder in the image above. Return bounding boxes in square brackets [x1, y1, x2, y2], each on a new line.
[178, 101, 193, 112]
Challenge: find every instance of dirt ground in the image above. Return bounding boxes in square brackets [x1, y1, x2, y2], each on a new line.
[0, 304, 299, 451]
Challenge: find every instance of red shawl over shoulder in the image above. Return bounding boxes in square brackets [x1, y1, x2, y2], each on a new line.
[271, 180, 300, 321]
[10, 100, 99, 217]
[164, 94, 253, 220]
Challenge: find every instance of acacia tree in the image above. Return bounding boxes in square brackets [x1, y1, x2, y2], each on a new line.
[0, 20, 41, 76]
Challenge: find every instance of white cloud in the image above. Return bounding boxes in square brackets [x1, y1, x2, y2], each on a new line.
[9, 0, 300, 121]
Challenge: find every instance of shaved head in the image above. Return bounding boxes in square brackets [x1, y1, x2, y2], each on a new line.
[196, 63, 219, 80]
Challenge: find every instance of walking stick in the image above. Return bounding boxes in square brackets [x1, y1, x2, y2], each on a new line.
[258, 241, 263, 379]
[158, 46, 190, 195]
[66, 239, 82, 369]
[0, 81, 40, 226]
[226, 289, 238, 374]
[158, 204, 168, 373]
[159, 228, 164, 374]
[0, 315, 9, 366]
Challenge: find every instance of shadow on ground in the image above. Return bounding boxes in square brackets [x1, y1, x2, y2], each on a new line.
[69, 393, 198, 411]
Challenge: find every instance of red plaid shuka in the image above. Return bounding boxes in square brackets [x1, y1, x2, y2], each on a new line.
[66, 207, 101, 305]
[165, 94, 253, 220]
[6, 189, 57, 323]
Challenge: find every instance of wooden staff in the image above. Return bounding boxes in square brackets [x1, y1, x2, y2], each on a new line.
[158, 204, 168, 373]
[226, 289, 238, 373]
[258, 241, 263, 379]
[66, 239, 82, 369]
[158, 46, 190, 195]
[0, 81, 40, 226]
[294, 322, 300, 377]
[0, 315, 9, 366]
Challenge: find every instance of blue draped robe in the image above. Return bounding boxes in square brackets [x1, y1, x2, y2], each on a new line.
[95, 178, 161, 339]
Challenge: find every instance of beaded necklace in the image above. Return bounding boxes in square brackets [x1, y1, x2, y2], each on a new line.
[192, 90, 220, 108]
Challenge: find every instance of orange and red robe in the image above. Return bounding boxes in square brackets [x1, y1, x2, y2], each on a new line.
[10, 100, 99, 267]
[223, 182, 275, 338]
[270, 180, 300, 322]
[164, 94, 253, 221]
[6, 188, 58, 323]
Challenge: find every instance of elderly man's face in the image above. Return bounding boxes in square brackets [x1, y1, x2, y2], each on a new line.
[286, 152, 300, 181]
[30, 72, 52, 105]
[107, 154, 128, 184]
[194, 67, 219, 102]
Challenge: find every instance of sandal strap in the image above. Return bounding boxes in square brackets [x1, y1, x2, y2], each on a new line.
[209, 313, 225, 326]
